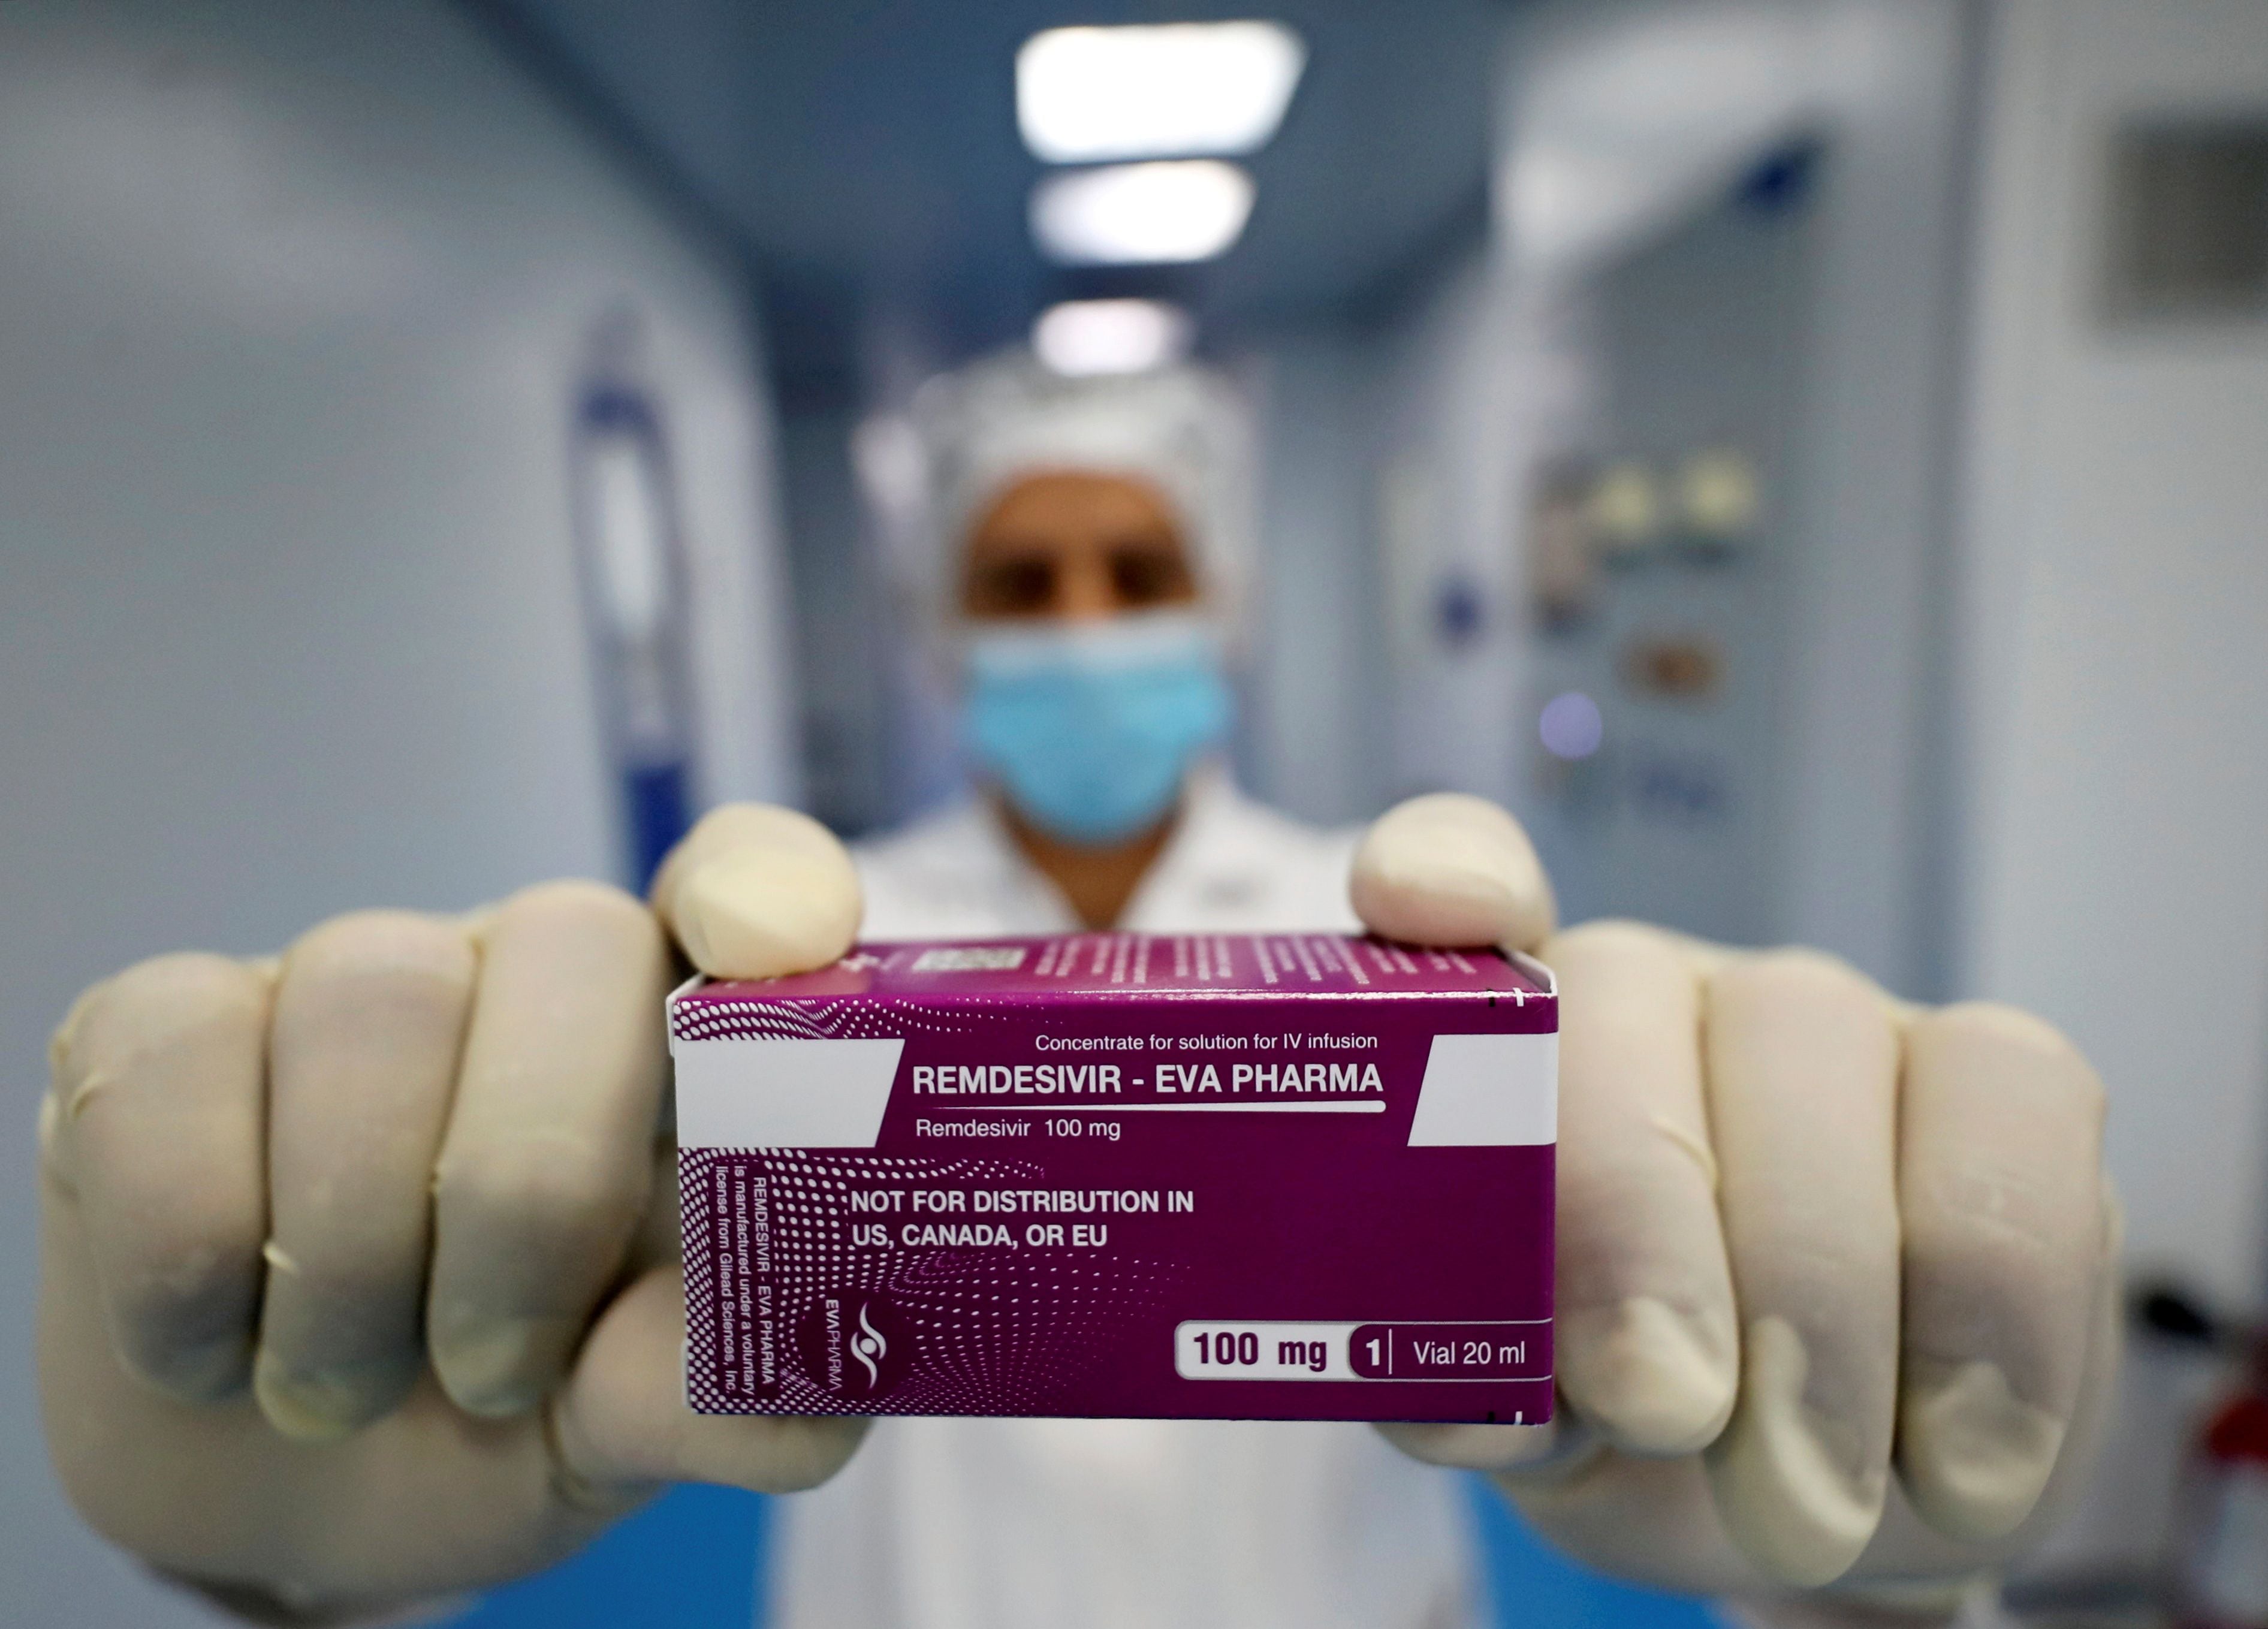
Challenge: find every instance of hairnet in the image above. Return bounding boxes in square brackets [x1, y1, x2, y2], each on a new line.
[899, 348, 1257, 626]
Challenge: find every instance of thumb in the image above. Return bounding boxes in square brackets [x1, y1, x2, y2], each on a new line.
[551, 1266, 867, 1496]
[649, 804, 862, 979]
[1349, 793, 1556, 953]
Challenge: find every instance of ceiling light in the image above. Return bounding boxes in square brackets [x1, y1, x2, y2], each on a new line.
[1018, 22, 1305, 163]
[1030, 161, 1255, 265]
[1033, 299, 1195, 376]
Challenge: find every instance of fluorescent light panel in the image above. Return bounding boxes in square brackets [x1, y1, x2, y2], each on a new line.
[1033, 299, 1195, 376]
[1018, 22, 1305, 163]
[1030, 160, 1255, 265]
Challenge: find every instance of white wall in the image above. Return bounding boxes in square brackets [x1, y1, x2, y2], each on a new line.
[1365, 245, 1575, 825]
[1956, 0, 2268, 1311]
[1242, 333, 1392, 826]
[0, 1, 797, 1619]
[1235, 231, 1553, 830]
[1491, 0, 1976, 993]
[1765, 0, 1972, 994]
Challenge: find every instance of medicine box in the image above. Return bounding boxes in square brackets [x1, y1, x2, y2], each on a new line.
[672, 933, 1555, 1423]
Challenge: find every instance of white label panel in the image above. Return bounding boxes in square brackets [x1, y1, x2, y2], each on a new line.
[1175, 1321, 1360, 1380]
[674, 1037, 903, 1149]
[1406, 1032, 1558, 1147]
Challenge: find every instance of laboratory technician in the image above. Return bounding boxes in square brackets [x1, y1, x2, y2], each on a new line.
[37, 354, 2118, 1628]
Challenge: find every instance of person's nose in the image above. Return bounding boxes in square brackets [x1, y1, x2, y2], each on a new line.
[1054, 552, 1122, 623]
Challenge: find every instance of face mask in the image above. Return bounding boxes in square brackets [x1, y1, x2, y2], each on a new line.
[962, 611, 1233, 845]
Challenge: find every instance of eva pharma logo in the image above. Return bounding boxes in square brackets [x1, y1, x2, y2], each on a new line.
[798, 1292, 909, 1397]
[850, 1302, 886, 1389]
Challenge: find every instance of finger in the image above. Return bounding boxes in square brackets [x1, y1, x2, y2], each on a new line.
[1894, 1003, 2106, 1541]
[47, 954, 273, 1401]
[1348, 793, 1556, 952]
[41, 1146, 607, 1607]
[254, 911, 476, 1440]
[1496, 1262, 2121, 1602]
[1546, 922, 1739, 1455]
[649, 804, 861, 979]
[1703, 951, 1902, 1586]
[427, 880, 669, 1417]
[1849, 1189, 2124, 1579]
[551, 1265, 867, 1495]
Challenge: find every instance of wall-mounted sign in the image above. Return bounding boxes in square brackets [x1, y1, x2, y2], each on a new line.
[1621, 634, 1724, 702]
[569, 354, 699, 888]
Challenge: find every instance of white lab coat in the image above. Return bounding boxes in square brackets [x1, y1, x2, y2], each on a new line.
[769, 770, 1481, 1629]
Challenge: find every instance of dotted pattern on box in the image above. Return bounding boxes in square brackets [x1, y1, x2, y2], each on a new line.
[662, 994, 1011, 1048]
[681, 1148, 1180, 1416]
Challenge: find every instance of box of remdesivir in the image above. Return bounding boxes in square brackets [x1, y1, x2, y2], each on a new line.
[671, 933, 1556, 1424]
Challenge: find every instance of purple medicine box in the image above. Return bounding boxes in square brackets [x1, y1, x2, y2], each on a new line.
[671, 934, 1557, 1423]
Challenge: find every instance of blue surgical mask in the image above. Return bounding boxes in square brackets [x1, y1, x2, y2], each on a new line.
[962, 611, 1233, 845]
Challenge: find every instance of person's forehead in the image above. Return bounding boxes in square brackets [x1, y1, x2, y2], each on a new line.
[967, 469, 1183, 543]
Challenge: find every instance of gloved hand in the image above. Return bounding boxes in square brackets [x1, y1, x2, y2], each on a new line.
[37, 807, 865, 1624]
[1348, 794, 2116, 1607]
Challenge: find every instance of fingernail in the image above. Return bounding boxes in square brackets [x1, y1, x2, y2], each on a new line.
[680, 853, 858, 979]
[254, 1352, 403, 1443]
[434, 1315, 578, 1417]
[1353, 847, 1543, 948]
[125, 1331, 254, 1405]
[1560, 1296, 1736, 1456]
[1705, 1316, 1885, 1588]
[1381, 821, 1525, 898]
[1899, 1357, 2064, 1540]
[1353, 798, 1555, 949]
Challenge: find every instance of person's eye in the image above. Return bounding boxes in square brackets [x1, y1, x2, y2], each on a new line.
[1109, 544, 1193, 607]
[968, 556, 1058, 616]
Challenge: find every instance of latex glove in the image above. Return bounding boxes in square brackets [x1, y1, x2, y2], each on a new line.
[1349, 795, 2116, 1605]
[38, 806, 864, 1624]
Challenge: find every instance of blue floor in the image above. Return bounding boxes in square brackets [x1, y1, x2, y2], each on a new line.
[445, 1475, 1716, 1629]
[443, 1485, 767, 1627]
[1464, 1479, 1719, 1629]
